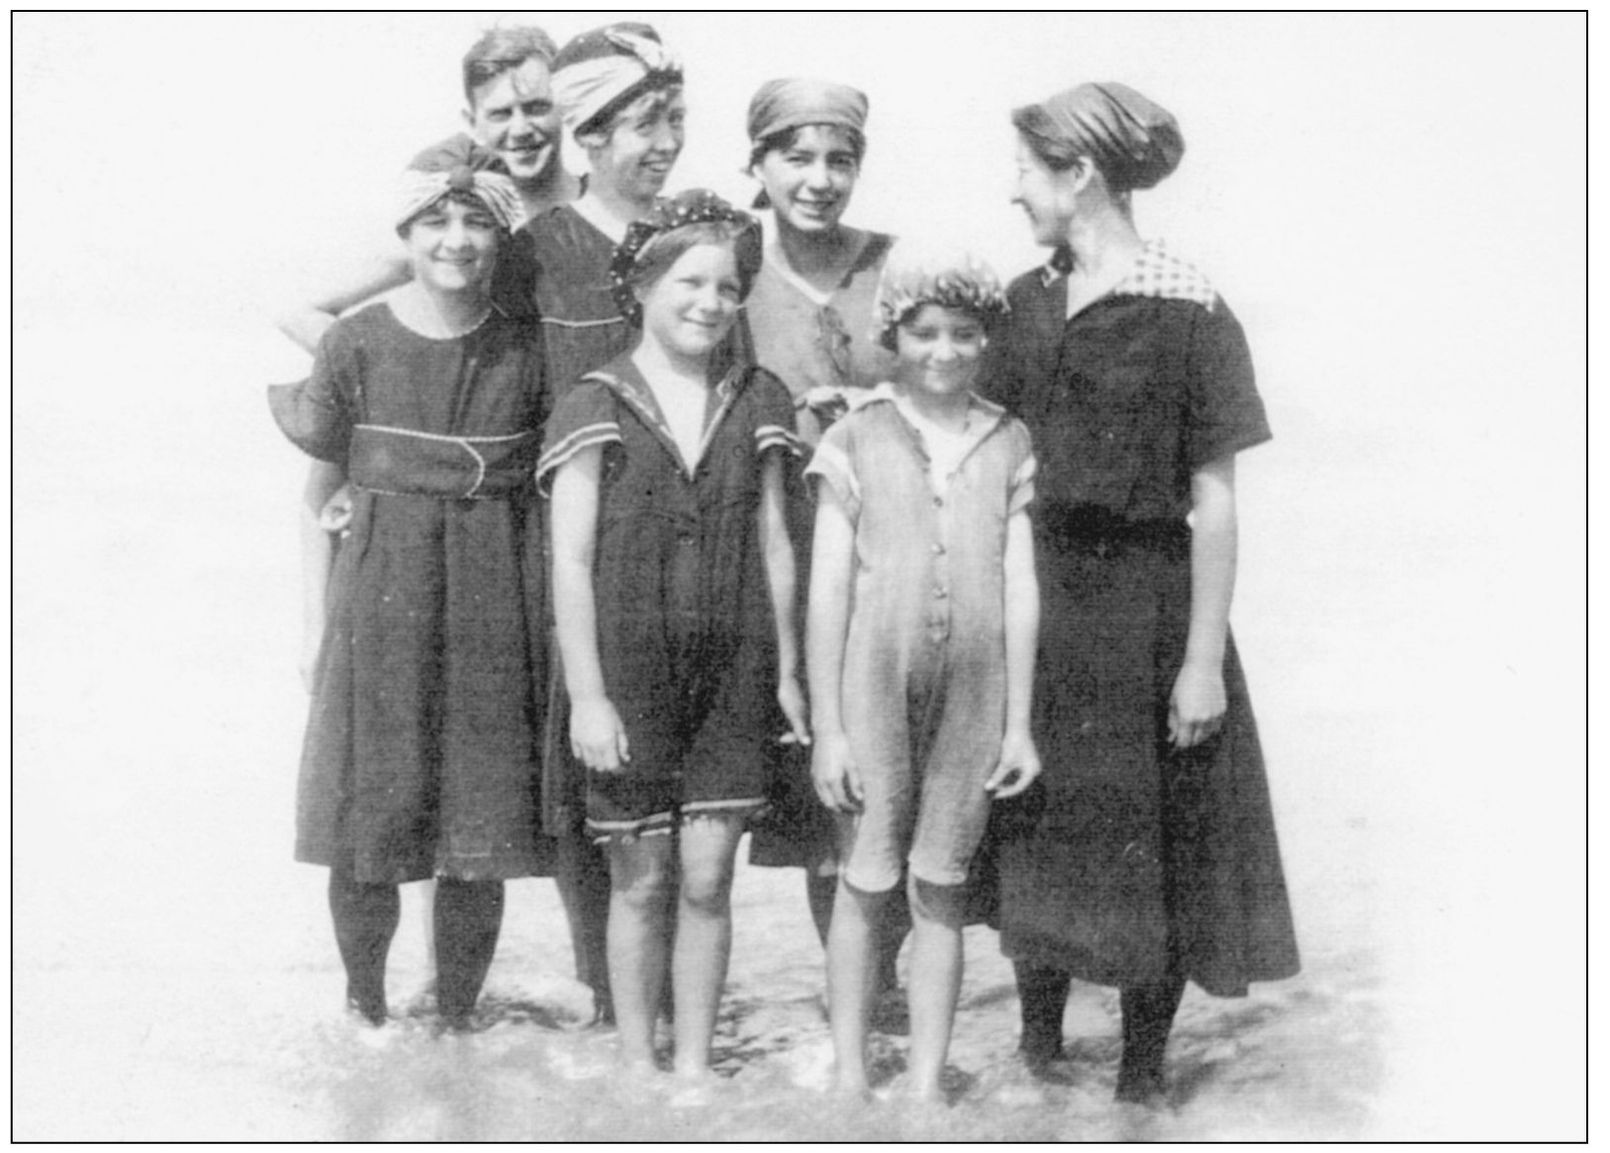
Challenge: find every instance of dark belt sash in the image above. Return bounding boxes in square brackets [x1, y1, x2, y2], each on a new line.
[347, 424, 541, 500]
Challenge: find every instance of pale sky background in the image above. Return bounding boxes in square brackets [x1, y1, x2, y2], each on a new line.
[13, 12, 1587, 1139]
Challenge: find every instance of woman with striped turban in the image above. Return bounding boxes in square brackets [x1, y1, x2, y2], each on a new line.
[269, 157, 548, 1032]
[986, 82, 1300, 1103]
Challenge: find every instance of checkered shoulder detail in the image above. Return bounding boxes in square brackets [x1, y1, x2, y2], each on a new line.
[1114, 241, 1218, 310]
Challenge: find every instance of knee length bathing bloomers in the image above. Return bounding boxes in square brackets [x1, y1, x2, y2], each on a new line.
[538, 356, 801, 841]
[809, 388, 1036, 891]
[269, 302, 551, 884]
[986, 241, 1299, 996]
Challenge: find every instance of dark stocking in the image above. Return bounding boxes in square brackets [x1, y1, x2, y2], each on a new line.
[328, 869, 400, 1025]
[1014, 962, 1072, 1065]
[555, 825, 614, 1020]
[875, 882, 912, 994]
[1116, 978, 1187, 1102]
[806, 870, 836, 949]
[433, 878, 505, 1028]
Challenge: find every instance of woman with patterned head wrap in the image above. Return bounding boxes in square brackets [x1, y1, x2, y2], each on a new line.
[528, 23, 754, 1029]
[527, 22, 732, 408]
[268, 155, 549, 1032]
[986, 82, 1299, 1103]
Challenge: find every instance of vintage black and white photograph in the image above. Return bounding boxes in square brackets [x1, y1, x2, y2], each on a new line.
[12, 11, 1587, 1142]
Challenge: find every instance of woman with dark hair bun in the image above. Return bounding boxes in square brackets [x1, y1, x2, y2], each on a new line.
[987, 81, 1300, 1104]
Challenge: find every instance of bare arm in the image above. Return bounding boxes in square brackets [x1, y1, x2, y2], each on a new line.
[550, 445, 630, 771]
[276, 253, 412, 355]
[759, 453, 809, 744]
[1170, 454, 1238, 749]
[985, 508, 1042, 797]
[806, 485, 860, 812]
[299, 460, 347, 689]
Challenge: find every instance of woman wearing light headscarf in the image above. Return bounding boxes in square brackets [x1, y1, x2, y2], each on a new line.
[986, 82, 1299, 1103]
[738, 78, 909, 1015]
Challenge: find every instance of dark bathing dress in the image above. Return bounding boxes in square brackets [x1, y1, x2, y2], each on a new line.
[537, 356, 801, 840]
[985, 241, 1299, 996]
[270, 301, 551, 884]
[524, 203, 758, 837]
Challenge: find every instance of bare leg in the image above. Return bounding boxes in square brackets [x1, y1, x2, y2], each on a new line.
[826, 879, 890, 1097]
[409, 880, 437, 1006]
[605, 835, 676, 1073]
[903, 877, 966, 1101]
[671, 814, 746, 1079]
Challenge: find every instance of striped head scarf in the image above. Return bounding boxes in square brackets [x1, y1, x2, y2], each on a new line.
[552, 23, 682, 138]
[394, 162, 526, 236]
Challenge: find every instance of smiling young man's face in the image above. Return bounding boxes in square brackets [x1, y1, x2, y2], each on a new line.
[465, 57, 562, 185]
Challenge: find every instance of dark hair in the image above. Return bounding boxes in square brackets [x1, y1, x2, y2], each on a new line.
[1010, 103, 1085, 173]
[461, 26, 558, 104]
[397, 189, 511, 240]
[746, 123, 867, 172]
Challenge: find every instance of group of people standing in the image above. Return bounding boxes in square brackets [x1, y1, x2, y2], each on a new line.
[270, 20, 1299, 1107]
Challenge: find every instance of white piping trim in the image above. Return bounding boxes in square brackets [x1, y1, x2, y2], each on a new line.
[352, 423, 535, 445]
[540, 316, 625, 330]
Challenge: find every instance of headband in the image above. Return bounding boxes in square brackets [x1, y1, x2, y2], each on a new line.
[608, 189, 763, 326]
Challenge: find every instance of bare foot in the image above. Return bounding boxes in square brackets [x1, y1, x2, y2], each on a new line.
[667, 1069, 720, 1109]
[614, 1055, 665, 1094]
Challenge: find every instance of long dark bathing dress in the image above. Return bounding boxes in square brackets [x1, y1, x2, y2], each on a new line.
[984, 242, 1299, 996]
[270, 302, 551, 884]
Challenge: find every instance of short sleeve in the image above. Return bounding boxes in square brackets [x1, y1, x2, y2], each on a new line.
[266, 324, 357, 464]
[748, 367, 803, 458]
[1005, 420, 1038, 516]
[537, 377, 622, 495]
[1185, 300, 1271, 468]
[804, 420, 861, 521]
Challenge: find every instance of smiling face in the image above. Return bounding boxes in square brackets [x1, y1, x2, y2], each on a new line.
[401, 195, 500, 296]
[1012, 135, 1080, 248]
[894, 303, 986, 398]
[636, 242, 742, 361]
[752, 124, 861, 236]
[465, 57, 563, 185]
[580, 87, 686, 204]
